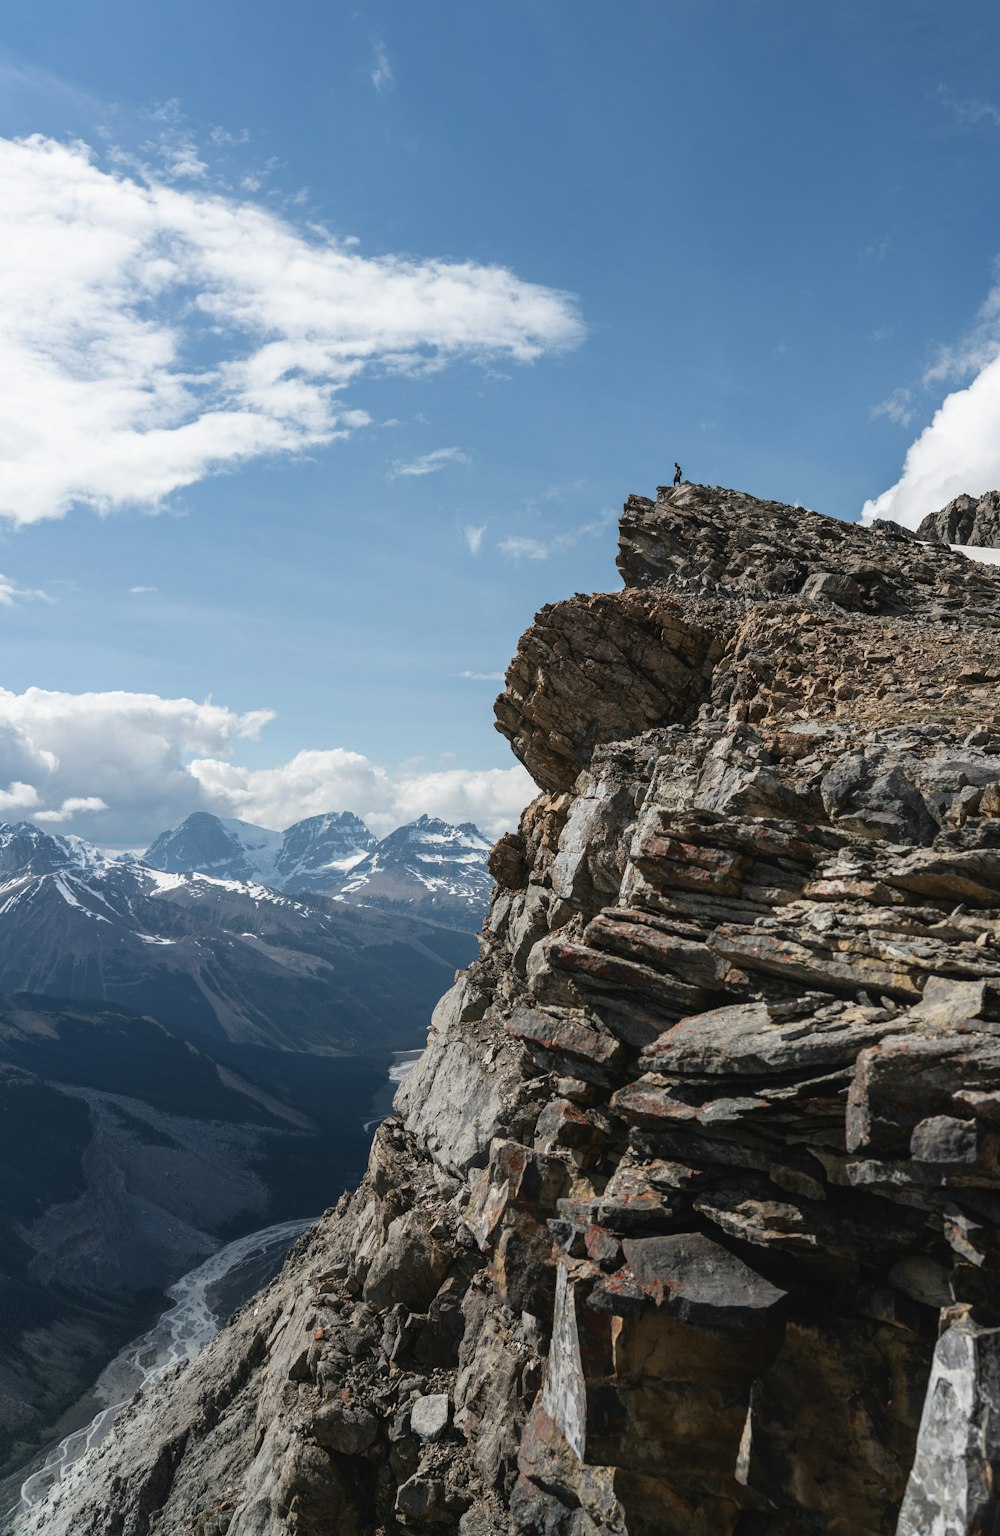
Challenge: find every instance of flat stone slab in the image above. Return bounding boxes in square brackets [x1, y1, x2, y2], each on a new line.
[640, 999, 909, 1078]
[616, 1231, 788, 1328]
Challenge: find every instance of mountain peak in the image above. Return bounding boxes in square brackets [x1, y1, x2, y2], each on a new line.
[144, 813, 281, 884]
[0, 821, 106, 878]
[336, 816, 491, 928]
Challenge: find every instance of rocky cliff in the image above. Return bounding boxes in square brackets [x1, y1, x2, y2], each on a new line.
[917, 488, 1000, 548]
[24, 482, 1000, 1536]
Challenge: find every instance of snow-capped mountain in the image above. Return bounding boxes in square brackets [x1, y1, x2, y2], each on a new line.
[0, 820, 474, 1053]
[0, 821, 106, 879]
[143, 810, 375, 894]
[335, 815, 493, 928]
[142, 810, 491, 927]
[271, 811, 376, 892]
[143, 812, 284, 884]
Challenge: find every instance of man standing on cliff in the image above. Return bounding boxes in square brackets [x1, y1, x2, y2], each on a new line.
[673, 462, 683, 486]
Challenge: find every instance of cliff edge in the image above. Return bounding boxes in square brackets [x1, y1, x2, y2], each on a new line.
[24, 483, 1000, 1536]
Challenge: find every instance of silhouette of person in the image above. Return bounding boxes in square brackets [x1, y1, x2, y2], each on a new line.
[673, 463, 683, 486]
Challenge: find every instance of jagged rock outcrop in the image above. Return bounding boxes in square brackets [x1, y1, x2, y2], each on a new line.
[917, 488, 1000, 548]
[23, 482, 1000, 1536]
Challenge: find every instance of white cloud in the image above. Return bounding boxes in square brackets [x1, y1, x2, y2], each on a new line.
[938, 83, 1000, 130]
[190, 749, 531, 840]
[36, 795, 109, 823]
[458, 670, 504, 682]
[497, 510, 615, 562]
[464, 524, 486, 555]
[859, 238, 889, 265]
[370, 41, 395, 94]
[0, 686, 532, 846]
[0, 575, 52, 606]
[0, 135, 583, 525]
[0, 782, 41, 814]
[864, 354, 1000, 526]
[392, 447, 470, 478]
[870, 387, 914, 428]
[921, 281, 1000, 388]
[863, 273, 1000, 528]
[0, 688, 271, 845]
[499, 536, 549, 561]
[129, 584, 159, 594]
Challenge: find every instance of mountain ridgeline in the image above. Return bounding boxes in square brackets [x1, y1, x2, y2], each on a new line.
[26, 481, 1000, 1536]
[143, 810, 494, 926]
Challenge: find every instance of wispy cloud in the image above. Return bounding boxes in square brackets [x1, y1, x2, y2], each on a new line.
[458, 670, 504, 681]
[921, 279, 1000, 388]
[860, 238, 889, 265]
[498, 508, 616, 562]
[870, 387, 914, 427]
[938, 83, 1000, 129]
[499, 536, 548, 561]
[0, 136, 582, 525]
[129, 585, 159, 594]
[209, 125, 251, 147]
[0, 575, 53, 606]
[371, 41, 395, 94]
[521, 478, 584, 516]
[139, 98, 209, 181]
[464, 523, 486, 555]
[392, 447, 471, 479]
[36, 795, 109, 823]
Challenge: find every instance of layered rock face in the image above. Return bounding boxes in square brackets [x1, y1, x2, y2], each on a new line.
[29, 482, 1000, 1536]
[917, 488, 1000, 548]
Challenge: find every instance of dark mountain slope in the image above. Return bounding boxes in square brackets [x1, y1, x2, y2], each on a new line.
[0, 844, 473, 1051]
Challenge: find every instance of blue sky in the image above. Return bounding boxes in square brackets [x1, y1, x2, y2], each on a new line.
[0, 0, 999, 846]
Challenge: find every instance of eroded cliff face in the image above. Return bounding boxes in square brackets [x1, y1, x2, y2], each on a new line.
[28, 483, 1000, 1536]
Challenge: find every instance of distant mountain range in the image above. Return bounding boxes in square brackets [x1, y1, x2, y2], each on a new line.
[143, 810, 374, 893]
[0, 820, 476, 1052]
[142, 809, 493, 927]
[0, 809, 493, 1466]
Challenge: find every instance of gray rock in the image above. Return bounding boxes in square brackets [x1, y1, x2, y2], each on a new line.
[802, 570, 865, 608]
[410, 1392, 450, 1441]
[897, 1320, 1000, 1535]
[820, 750, 939, 844]
[615, 1232, 788, 1328]
[310, 1400, 378, 1454]
[639, 998, 906, 1078]
[917, 488, 1000, 548]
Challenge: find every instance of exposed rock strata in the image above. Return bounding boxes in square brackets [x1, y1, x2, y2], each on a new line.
[26, 483, 1000, 1536]
[917, 488, 1000, 549]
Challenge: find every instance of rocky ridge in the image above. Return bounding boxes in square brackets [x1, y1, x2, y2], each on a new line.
[917, 488, 1000, 549]
[23, 482, 1000, 1536]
